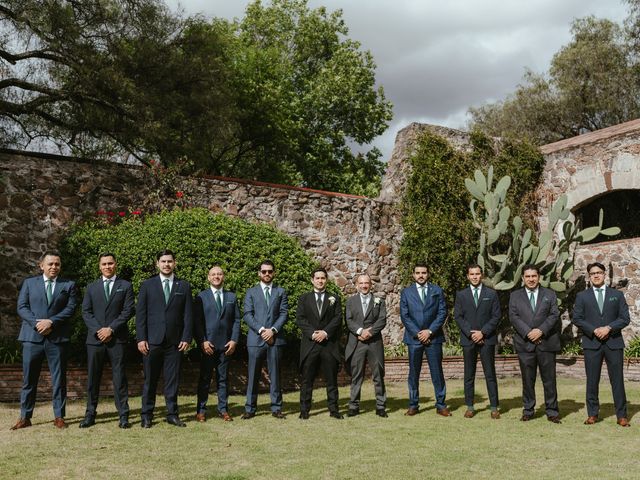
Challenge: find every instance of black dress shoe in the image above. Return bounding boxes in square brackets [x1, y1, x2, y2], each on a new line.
[376, 409, 388, 418]
[119, 419, 131, 429]
[271, 411, 286, 419]
[166, 416, 187, 427]
[329, 411, 343, 419]
[299, 411, 310, 420]
[141, 418, 152, 428]
[79, 416, 96, 428]
[241, 412, 256, 420]
[347, 409, 359, 417]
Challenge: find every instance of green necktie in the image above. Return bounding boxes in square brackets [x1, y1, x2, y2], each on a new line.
[104, 279, 111, 302]
[529, 291, 536, 310]
[215, 290, 222, 311]
[419, 286, 425, 304]
[264, 286, 271, 306]
[473, 287, 479, 307]
[163, 279, 171, 304]
[597, 288, 604, 314]
[46, 279, 53, 305]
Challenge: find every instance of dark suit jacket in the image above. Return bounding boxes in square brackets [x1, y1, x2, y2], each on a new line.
[194, 288, 241, 351]
[17, 276, 78, 343]
[572, 287, 630, 350]
[345, 294, 386, 362]
[509, 286, 560, 353]
[454, 285, 501, 346]
[243, 284, 288, 347]
[400, 283, 447, 345]
[296, 291, 342, 365]
[135, 275, 193, 346]
[82, 277, 134, 345]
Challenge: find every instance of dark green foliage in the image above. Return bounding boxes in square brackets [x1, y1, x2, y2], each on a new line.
[398, 131, 544, 345]
[625, 336, 640, 358]
[59, 208, 339, 353]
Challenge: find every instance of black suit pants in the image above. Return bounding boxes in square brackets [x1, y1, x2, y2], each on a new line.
[141, 341, 182, 419]
[85, 342, 129, 419]
[300, 345, 339, 413]
[584, 345, 627, 418]
[462, 343, 498, 409]
[517, 349, 558, 417]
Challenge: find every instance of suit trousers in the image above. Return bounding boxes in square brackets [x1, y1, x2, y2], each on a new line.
[20, 340, 68, 419]
[584, 345, 627, 418]
[407, 343, 446, 410]
[85, 342, 129, 419]
[299, 345, 339, 413]
[462, 343, 498, 409]
[517, 349, 558, 417]
[349, 341, 386, 410]
[245, 344, 283, 413]
[197, 350, 231, 414]
[141, 341, 182, 419]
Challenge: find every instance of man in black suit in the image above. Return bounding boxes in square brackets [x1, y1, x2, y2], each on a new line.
[194, 265, 240, 422]
[80, 253, 135, 429]
[136, 249, 193, 428]
[12, 251, 77, 430]
[345, 274, 387, 417]
[572, 262, 631, 427]
[454, 264, 501, 419]
[509, 264, 561, 423]
[296, 268, 343, 419]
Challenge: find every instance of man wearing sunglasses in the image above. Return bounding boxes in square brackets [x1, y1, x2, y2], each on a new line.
[242, 260, 289, 419]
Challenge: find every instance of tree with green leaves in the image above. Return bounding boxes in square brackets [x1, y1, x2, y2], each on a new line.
[469, 14, 640, 145]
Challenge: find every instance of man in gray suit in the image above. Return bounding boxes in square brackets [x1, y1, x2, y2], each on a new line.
[509, 264, 561, 423]
[345, 274, 387, 418]
[12, 251, 77, 430]
[242, 260, 289, 419]
[572, 262, 630, 427]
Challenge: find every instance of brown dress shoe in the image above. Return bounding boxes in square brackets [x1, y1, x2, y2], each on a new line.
[520, 414, 532, 421]
[463, 410, 474, 418]
[547, 415, 562, 424]
[195, 413, 206, 423]
[584, 415, 598, 425]
[10, 418, 31, 430]
[617, 417, 631, 427]
[219, 412, 233, 421]
[404, 408, 419, 416]
[271, 411, 286, 419]
[490, 411, 501, 420]
[54, 417, 67, 429]
[436, 408, 452, 417]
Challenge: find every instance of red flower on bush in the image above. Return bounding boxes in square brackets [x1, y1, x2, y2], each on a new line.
[132, 210, 141, 215]
[96, 210, 106, 215]
[107, 211, 115, 217]
[176, 191, 184, 199]
[118, 211, 126, 217]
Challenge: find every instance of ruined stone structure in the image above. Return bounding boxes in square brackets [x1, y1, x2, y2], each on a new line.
[2, 118, 640, 346]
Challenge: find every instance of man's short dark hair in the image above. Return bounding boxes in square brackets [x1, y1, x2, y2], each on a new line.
[311, 267, 328, 278]
[587, 262, 606, 273]
[40, 250, 61, 262]
[522, 264, 539, 275]
[258, 260, 275, 271]
[467, 263, 483, 273]
[156, 249, 175, 260]
[413, 262, 429, 272]
[99, 252, 117, 261]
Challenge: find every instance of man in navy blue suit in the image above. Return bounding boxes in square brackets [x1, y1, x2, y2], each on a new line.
[400, 262, 450, 417]
[12, 251, 77, 430]
[80, 253, 134, 429]
[454, 264, 501, 419]
[242, 260, 289, 419]
[136, 249, 193, 428]
[572, 262, 631, 427]
[194, 265, 241, 422]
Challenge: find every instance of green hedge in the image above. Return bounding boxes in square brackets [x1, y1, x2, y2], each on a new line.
[59, 207, 340, 358]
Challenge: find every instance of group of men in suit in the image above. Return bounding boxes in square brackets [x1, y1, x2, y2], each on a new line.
[10, 251, 632, 430]
[401, 261, 630, 427]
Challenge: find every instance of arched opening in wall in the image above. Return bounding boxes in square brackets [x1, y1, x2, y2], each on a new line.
[574, 189, 640, 244]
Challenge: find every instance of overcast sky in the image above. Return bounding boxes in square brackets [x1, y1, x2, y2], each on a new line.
[166, 0, 628, 161]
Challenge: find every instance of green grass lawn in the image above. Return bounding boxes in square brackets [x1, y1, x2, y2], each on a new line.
[1, 377, 638, 480]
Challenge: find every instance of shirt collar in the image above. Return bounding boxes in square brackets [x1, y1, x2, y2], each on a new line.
[210, 286, 223, 295]
[415, 282, 427, 290]
[102, 275, 116, 282]
[159, 273, 174, 282]
[43, 274, 57, 283]
[592, 285, 606, 292]
[260, 281, 272, 290]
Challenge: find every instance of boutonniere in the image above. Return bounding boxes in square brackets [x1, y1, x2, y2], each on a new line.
[328, 296, 336, 305]
[374, 297, 381, 306]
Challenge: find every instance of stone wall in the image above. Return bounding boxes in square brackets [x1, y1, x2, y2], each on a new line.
[0, 150, 404, 343]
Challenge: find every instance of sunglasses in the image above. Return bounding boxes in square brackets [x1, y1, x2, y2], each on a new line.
[260, 269, 274, 274]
